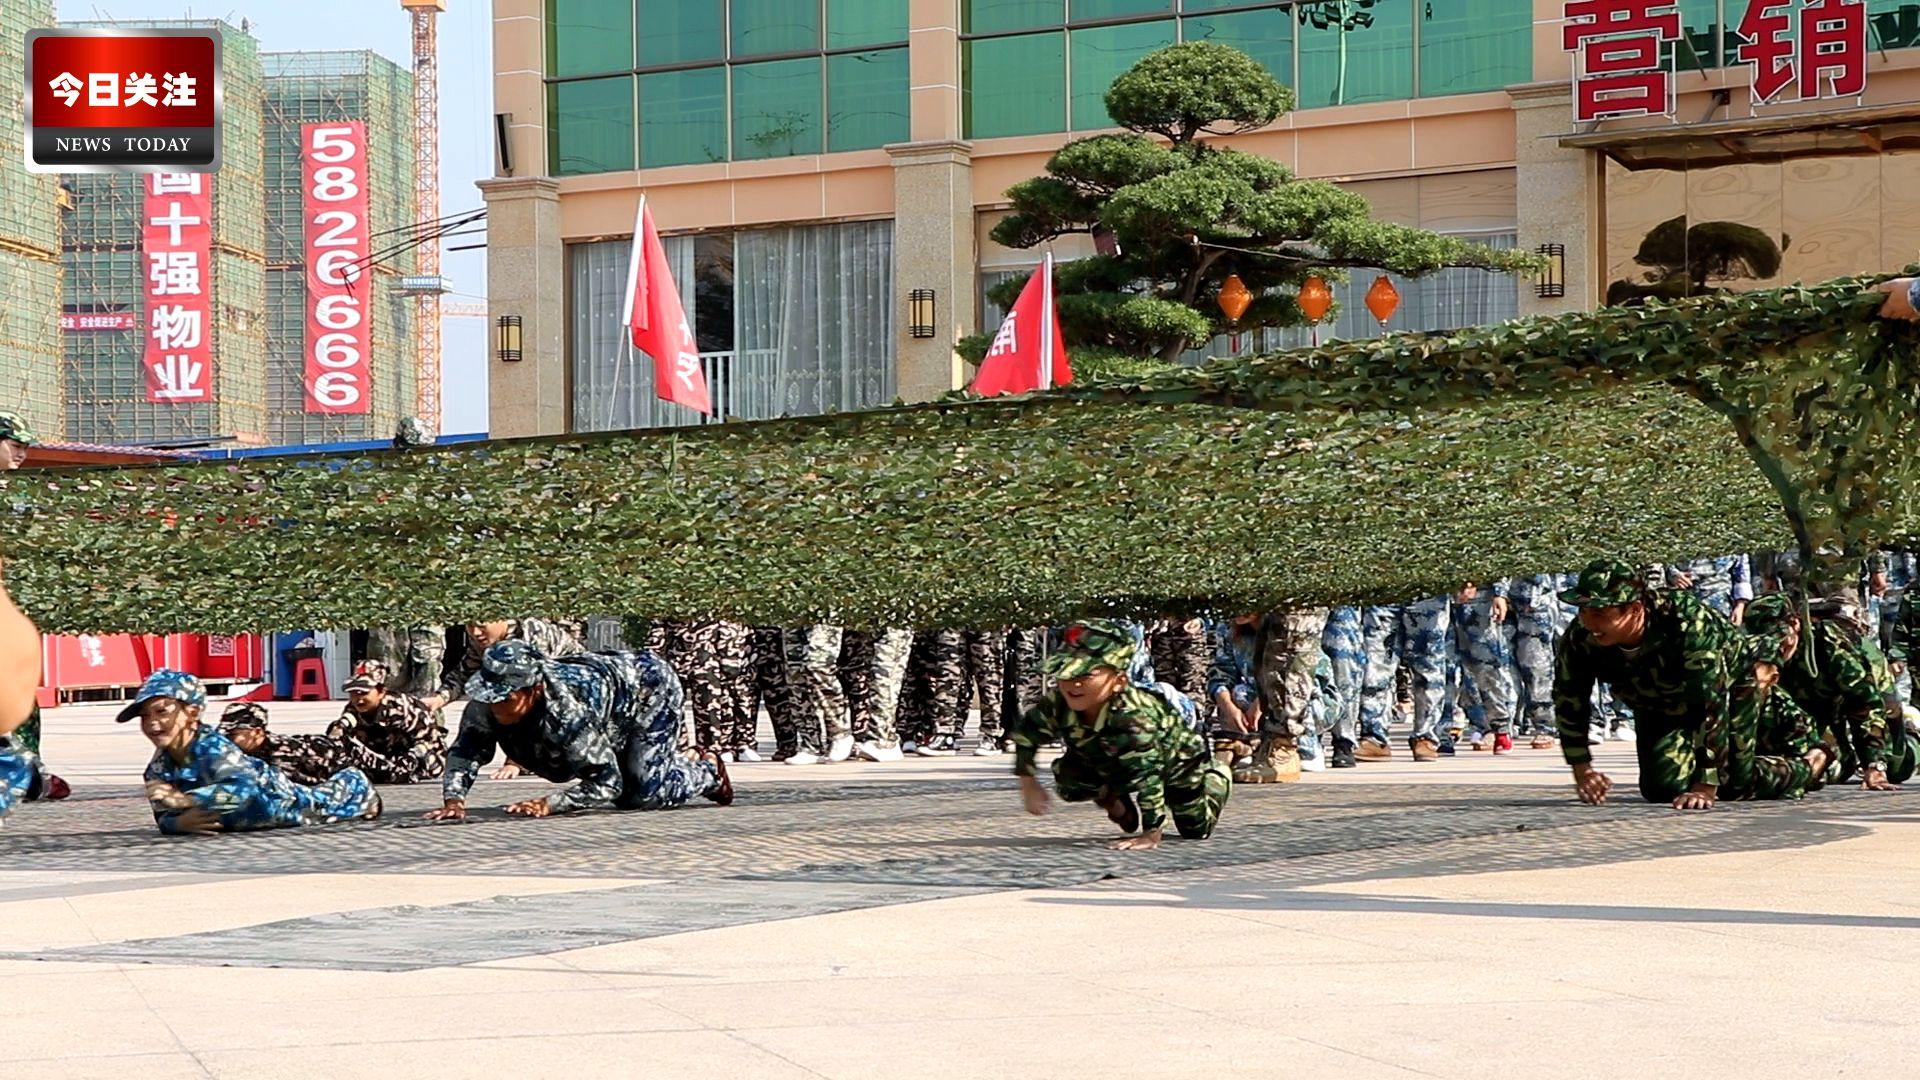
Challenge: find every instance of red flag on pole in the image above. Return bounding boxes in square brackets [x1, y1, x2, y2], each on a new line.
[970, 252, 1071, 396]
[621, 196, 713, 415]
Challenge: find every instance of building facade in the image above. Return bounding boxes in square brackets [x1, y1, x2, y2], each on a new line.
[0, 0, 63, 441]
[487, 1, 1920, 438]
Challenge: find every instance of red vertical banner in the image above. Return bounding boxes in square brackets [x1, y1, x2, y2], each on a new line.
[142, 172, 214, 403]
[302, 121, 371, 414]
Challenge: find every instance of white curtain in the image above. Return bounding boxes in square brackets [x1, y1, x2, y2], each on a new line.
[568, 235, 701, 431]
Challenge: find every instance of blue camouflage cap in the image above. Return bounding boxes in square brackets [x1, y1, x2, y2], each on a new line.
[465, 639, 547, 703]
[115, 669, 206, 722]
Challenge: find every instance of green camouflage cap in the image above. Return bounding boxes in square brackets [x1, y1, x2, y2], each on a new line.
[1558, 558, 1646, 608]
[1741, 592, 1798, 664]
[0, 412, 37, 446]
[1045, 619, 1136, 681]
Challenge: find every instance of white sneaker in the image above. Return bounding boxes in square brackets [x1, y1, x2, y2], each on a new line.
[733, 747, 762, 763]
[1300, 750, 1327, 772]
[784, 751, 823, 766]
[1612, 724, 1636, 743]
[973, 739, 1003, 757]
[827, 735, 854, 762]
[854, 740, 904, 762]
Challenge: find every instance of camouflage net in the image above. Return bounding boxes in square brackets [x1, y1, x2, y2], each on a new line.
[3, 273, 1912, 634]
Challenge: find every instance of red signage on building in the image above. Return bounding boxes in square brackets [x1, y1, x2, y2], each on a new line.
[24, 28, 223, 173]
[141, 172, 214, 404]
[1564, 0, 1682, 122]
[60, 312, 137, 331]
[302, 122, 372, 414]
[1737, 0, 1867, 104]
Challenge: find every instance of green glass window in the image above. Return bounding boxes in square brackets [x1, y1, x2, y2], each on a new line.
[1866, 0, 1920, 50]
[1298, 0, 1413, 107]
[1070, 19, 1174, 129]
[966, 0, 1064, 33]
[1070, 0, 1172, 19]
[1182, 8, 1293, 87]
[733, 57, 824, 158]
[551, 0, 632, 76]
[827, 48, 909, 151]
[965, 31, 1066, 137]
[1671, 0, 1721, 70]
[828, 0, 909, 47]
[731, 0, 821, 56]
[1180, 0, 1257, 9]
[640, 67, 728, 166]
[1419, 0, 1530, 96]
[638, 0, 725, 66]
[549, 76, 635, 175]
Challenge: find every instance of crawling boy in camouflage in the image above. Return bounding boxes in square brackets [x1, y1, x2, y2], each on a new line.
[1010, 619, 1232, 851]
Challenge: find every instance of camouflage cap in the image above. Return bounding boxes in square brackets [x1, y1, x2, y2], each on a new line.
[344, 659, 389, 693]
[115, 669, 206, 722]
[218, 701, 271, 733]
[464, 639, 546, 703]
[1045, 619, 1137, 681]
[1558, 558, 1646, 608]
[1741, 592, 1798, 664]
[0, 412, 37, 446]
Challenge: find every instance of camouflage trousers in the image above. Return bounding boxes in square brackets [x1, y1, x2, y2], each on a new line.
[675, 621, 758, 752]
[901, 630, 1004, 743]
[1148, 619, 1212, 709]
[1318, 607, 1364, 747]
[748, 626, 794, 755]
[0, 744, 35, 816]
[1512, 600, 1562, 736]
[1359, 598, 1451, 745]
[1255, 610, 1330, 740]
[258, 733, 358, 787]
[1051, 749, 1232, 840]
[783, 625, 849, 753]
[1635, 690, 1816, 804]
[160, 766, 376, 835]
[1002, 628, 1049, 733]
[366, 627, 446, 696]
[1454, 599, 1517, 736]
[839, 628, 910, 747]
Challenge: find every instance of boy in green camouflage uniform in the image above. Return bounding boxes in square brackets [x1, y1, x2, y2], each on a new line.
[219, 703, 356, 787]
[1743, 593, 1917, 788]
[1010, 619, 1231, 851]
[1554, 559, 1817, 809]
[329, 661, 448, 783]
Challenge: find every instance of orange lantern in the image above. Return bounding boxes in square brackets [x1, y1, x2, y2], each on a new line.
[1217, 274, 1253, 324]
[1298, 274, 1332, 322]
[1365, 274, 1400, 325]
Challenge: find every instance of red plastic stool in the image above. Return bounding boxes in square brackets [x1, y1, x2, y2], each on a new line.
[290, 657, 330, 701]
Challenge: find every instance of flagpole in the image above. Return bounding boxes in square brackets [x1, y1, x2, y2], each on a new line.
[613, 195, 647, 430]
[1038, 251, 1054, 391]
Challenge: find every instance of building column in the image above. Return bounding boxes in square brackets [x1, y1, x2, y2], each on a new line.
[479, 176, 568, 437]
[888, 140, 975, 403]
[1511, 82, 1602, 316]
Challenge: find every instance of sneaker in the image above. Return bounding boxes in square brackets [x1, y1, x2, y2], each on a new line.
[1331, 744, 1357, 768]
[915, 735, 957, 757]
[1612, 723, 1636, 743]
[972, 738, 1003, 757]
[1529, 734, 1557, 750]
[705, 753, 735, 806]
[1301, 750, 1327, 772]
[784, 751, 823, 766]
[1411, 738, 1440, 762]
[42, 773, 71, 800]
[900, 740, 918, 754]
[853, 740, 904, 762]
[1437, 740, 1456, 757]
[1470, 732, 1491, 751]
[1355, 739, 1393, 761]
[733, 747, 763, 763]
[1492, 733, 1514, 755]
[826, 734, 854, 763]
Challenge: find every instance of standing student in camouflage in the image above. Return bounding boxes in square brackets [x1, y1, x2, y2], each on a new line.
[1148, 618, 1211, 713]
[1319, 606, 1364, 768]
[1662, 556, 1754, 622]
[1002, 628, 1049, 740]
[748, 626, 798, 760]
[219, 703, 355, 787]
[1742, 593, 1917, 787]
[129, 672, 380, 835]
[960, 629, 1007, 756]
[784, 624, 850, 763]
[1011, 620, 1231, 850]
[427, 640, 732, 819]
[1359, 596, 1453, 761]
[675, 621, 759, 761]
[1510, 573, 1566, 748]
[329, 661, 448, 783]
[839, 628, 909, 761]
[1236, 609, 1330, 783]
[1553, 559, 1817, 809]
[366, 626, 447, 695]
[1456, 581, 1518, 754]
[913, 628, 969, 756]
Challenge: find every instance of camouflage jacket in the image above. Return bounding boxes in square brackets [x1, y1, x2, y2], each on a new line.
[1778, 618, 1900, 768]
[1010, 684, 1214, 834]
[438, 618, 584, 702]
[328, 693, 447, 780]
[1553, 590, 1748, 787]
[253, 731, 353, 787]
[1659, 555, 1754, 613]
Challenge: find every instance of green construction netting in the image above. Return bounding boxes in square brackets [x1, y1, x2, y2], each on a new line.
[3, 273, 1914, 634]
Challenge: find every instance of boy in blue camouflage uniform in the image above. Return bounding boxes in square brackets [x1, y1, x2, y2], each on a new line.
[1456, 581, 1518, 753]
[1012, 619, 1231, 851]
[126, 671, 379, 835]
[1319, 606, 1364, 767]
[1510, 573, 1567, 747]
[427, 641, 732, 820]
[1358, 596, 1452, 761]
[1553, 560, 1817, 810]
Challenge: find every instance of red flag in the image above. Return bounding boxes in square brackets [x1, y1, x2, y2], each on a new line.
[622, 196, 712, 415]
[971, 253, 1071, 396]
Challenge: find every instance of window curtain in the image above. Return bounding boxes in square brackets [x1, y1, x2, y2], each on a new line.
[568, 235, 699, 431]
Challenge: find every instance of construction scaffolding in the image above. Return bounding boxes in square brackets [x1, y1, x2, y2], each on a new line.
[0, 0, 63, 440]
[263, 50, 417, 446]
[60, 19, 268, 445]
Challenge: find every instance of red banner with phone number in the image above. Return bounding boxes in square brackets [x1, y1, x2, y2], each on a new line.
[302, 121, 372, 414]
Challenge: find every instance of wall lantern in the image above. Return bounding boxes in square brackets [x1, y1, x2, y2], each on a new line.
[496, 314, 523, 362]
[1535, 243, 1566, 299]
[908, 289, 937, 339]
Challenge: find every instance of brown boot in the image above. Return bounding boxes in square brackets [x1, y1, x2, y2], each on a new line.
[1411, 738, 1440, 762]
[1233, 735, 1303, 784]
[1355, 739, 1392, 761]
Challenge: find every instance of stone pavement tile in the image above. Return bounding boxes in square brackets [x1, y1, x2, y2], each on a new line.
[0, 964, 155, 1018]
[195, 1030, 827, 1080]
[109, 955, 651, 1004]
[23, 1051, 215, 1080]
[12, 1006, 187, 1062]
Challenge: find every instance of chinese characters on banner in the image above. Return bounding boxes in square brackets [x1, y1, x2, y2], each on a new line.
[1564, 0, 1868, 122]
[141, 173, 213, 404]
[302, 121, 372, 414]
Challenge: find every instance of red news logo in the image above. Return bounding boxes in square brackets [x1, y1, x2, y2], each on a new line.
[25, 28, 224, 173]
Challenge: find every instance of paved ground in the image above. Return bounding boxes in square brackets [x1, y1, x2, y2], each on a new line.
[4, 700, 1917, 1078]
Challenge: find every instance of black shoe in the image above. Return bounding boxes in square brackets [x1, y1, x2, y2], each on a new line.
[1331, 745, 1357, 769]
